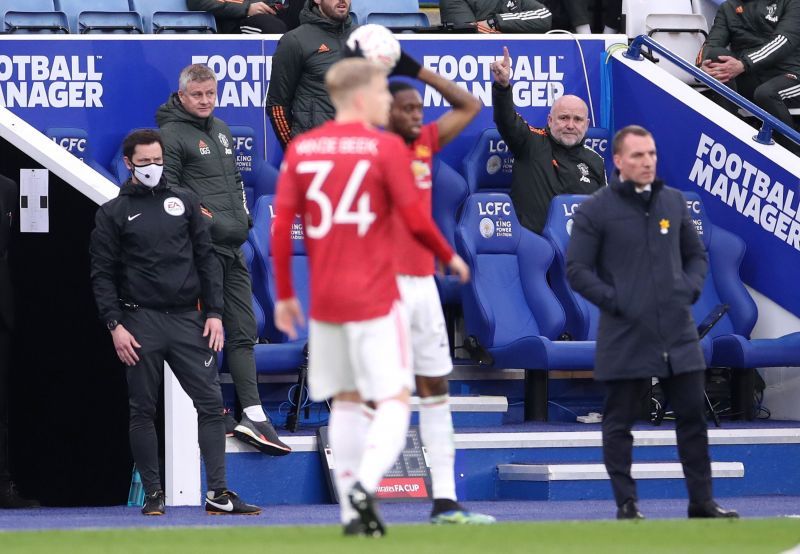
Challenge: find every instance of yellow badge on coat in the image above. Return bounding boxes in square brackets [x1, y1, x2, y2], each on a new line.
[659, 219, 670, 235]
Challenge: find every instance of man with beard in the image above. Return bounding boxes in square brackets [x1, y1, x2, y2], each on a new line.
[490, 46, 606, 234]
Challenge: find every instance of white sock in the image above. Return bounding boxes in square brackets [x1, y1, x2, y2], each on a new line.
[243, 405, 267, 422]
[575, 24, 591, 34]
[603, 25, 618, 34]
[329, 401, 369, 524]
[358, 399, 410, 492]
[419, 397, 457, 501]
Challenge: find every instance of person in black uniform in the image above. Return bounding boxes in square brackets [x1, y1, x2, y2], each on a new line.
[490, 46, 606, 234]
[90, 130, 260, 516]
[0, 175, 39, 509]
[566, 125, 739, 520]
[699, 0, 800, 154]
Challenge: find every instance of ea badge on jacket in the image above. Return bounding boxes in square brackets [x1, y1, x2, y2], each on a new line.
[659, 218, 670, 235]
[164, 197, 186, 217]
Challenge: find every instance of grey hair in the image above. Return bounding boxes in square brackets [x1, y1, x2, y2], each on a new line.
[179, 64, 217, 91]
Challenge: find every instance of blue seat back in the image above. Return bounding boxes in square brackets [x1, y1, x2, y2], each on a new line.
[543, 194, 599, 340]
[366, 12, 429, 28]
[250, 195, 310, 343]
[130, 0, 215, 33]
[1, 0, 68, 34]
[56, 0, 143, 33]
[229, 125, 262, 210]
[46, 127, 119, 184]
[455, 192, 564, 349]
[682, 192, 757, 338]
[582, 127, 611, 179]
[432, 158, 469, 254]
[462, 128, 514, 193]
[241, 240, 269, 339]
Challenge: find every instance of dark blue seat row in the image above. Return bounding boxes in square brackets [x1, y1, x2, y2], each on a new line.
[0, 0, 215, 34]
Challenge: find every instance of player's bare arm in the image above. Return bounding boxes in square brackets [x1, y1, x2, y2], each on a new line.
[418, 67, 482, 147]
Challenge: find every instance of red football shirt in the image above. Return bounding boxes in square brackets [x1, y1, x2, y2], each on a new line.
[394, 123, 441, 276]
[273, 121, 453, 323]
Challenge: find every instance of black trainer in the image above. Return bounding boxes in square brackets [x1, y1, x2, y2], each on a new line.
[233, 413, 292, 456]
[0, 482, 40, 509]
[348, 481, 385, 537]
[343, 518, 367, 536]
[205, 490, 262, 515]
[223, 409, 238, 437]
[141, 490, 165, 516]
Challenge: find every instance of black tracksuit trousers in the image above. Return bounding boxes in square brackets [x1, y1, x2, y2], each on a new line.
[123, 309, 226, 495]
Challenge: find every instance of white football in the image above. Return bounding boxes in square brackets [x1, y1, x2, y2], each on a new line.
[346, 24, 401, 72]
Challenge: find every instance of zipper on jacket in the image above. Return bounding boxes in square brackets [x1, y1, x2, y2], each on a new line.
[643, 206, 669, 364]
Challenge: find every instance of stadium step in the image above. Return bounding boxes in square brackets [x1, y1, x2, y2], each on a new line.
[410, 395, 508, 427]
[496, 461, 744, 501]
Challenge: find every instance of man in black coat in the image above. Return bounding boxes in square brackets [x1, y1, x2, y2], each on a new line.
[0, 175, 38, 509]
[490, 47, 606, 234]
[566, 126, 738, 520]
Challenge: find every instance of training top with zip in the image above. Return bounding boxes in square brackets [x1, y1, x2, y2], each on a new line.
[565, 175, 708, 381]
[89, 180, 224, 325]
[266, 3, 356, 148]
[157, 93, 250, 254]
[439, 0, 552, 32]
[703, 0, 800, 78]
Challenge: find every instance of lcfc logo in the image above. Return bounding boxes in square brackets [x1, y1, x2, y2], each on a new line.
[486, 155, 502, 175]
[479, 217, 495, 238]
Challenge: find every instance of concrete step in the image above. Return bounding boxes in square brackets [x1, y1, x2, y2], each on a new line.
[498, 461, 745, 481]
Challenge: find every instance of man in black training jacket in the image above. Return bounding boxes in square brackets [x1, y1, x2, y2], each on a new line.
[90, 130, 261, 517]
[566, 125, 739, 521]
[490, 46, 605, 234]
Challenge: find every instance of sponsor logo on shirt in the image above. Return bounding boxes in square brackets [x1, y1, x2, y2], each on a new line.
[199, 140, 211, 156]
[164, 197, 185, 216]
[411, 160, 432, 189]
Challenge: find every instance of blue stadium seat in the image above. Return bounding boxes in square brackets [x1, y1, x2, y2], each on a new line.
[55, 0, 143, 34]
[366, 12, 429, 29]
[249, 195, 310, 346]
[45, 127, 119, 184]
[130, 0, 216, 34]
[229, 125, 273, 211]
[352, 0, 420, 22]
[349, 11, 358, 25]
[462, 128, 514, 193]
[432, 158, 469, 306]
[682, 192, 800, 411]
[0, 0, 68, 34]
[455, 192, 594, 418]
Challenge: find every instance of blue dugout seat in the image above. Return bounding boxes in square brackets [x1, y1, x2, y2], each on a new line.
[350, 0, 419, 27]
[130, 0, 216, 34]
[366, 12, 429, 28]
[55, 0, 143, 34]
[432, 158, 469, 307]
[462, 128, 514, 193]
[455, 192, 594, 419]
[229, 125, 278, 211]
[0, 0, 68, 34]
[46, 127, 119, 184]
[683, 192, 800, 417]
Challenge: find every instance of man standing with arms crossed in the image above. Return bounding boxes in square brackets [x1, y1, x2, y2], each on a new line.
[158, 64, 291, 456]
[385, 59, 494, 524]
[272, 58, 470, 536]
[566, 126, 738, 520]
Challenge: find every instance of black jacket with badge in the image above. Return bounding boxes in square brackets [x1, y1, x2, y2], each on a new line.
[0, 175, 16, 330]
[266, 2, 355, 148]
[440, 0, 552, 32]
[702, 0, 800, 78]
[89, 181, 224, 325]
[156, 93, 250, 253]
[493, 83, 606, 234]
[565, 175, 709, 381]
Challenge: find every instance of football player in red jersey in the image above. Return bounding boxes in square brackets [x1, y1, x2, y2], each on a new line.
[272, 58, 470, 537]
[386, 60, 495, 525]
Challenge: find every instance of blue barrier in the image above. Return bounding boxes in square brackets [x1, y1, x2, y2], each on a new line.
[625, 34, 800, 148]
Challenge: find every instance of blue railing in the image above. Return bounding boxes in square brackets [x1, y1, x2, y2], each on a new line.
[624, 35, 800, 147]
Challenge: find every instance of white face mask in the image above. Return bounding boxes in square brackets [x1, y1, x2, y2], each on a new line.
[132, 163, 164, 188]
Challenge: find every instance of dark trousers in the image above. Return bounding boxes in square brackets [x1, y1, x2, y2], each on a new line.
[602, 370, 712, 506]
[0, 321, 9, 483]
[228, 0, 304, 33]
[703, 47, 800, 154]
[563, 0, 621, 29]
[124, 309, 227, 495]
[217, 248, 261, 410]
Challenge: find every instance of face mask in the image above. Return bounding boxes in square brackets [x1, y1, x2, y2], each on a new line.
[132, 163, 163, 188]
